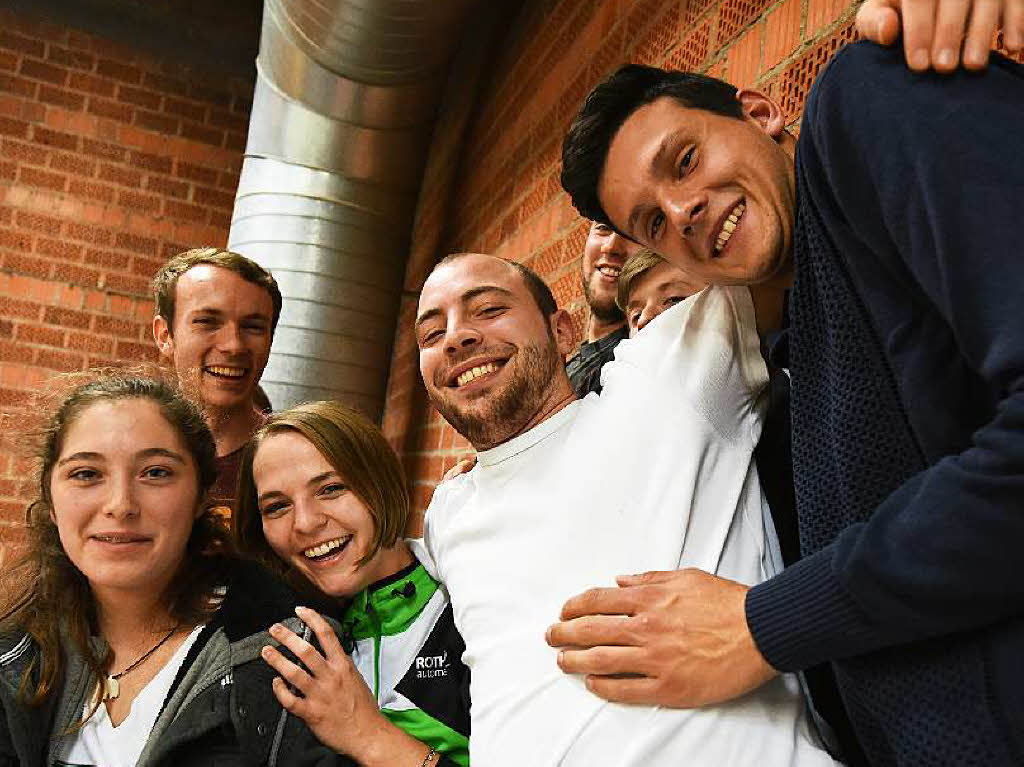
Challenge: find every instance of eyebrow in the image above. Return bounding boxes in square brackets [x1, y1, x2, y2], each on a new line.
[414, 285, 516, 329]
[56, 448, 186, 467]
[189, 308, 270, 322]
[625, 130, 684, 237]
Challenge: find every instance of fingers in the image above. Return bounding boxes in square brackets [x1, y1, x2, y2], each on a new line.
[267, 622, 327, 677]
[615, 569, 681, 587]
[931, 0, 973, 70]
[559, 586, 642, 621]
[262, 644, 314, 691]
[295, 606, 344, 662]
[1005, 0, 1024, 50]
[557, 646, 651, 676]
[271, 674, 308, 716]
[901, 0, 940, 69]
[964, 0, 1002, 67]
[856, 0, 903, 45]
[546, 614, 637, 649]
[584, 674, 665, 705]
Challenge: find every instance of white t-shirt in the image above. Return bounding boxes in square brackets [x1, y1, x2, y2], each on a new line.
[55, 625, 204, 767]
[424, 286, 836, 767]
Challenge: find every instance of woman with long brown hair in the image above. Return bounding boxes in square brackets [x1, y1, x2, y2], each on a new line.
[0, 373, 354, 767]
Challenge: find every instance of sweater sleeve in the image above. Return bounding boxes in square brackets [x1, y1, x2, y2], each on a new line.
[747, 42, 1024, 670]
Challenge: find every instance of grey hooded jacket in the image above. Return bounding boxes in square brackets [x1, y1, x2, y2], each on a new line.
[0, 561, 356, 767]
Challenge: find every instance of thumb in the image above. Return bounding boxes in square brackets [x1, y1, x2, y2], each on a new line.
[856, 0, 902, 45]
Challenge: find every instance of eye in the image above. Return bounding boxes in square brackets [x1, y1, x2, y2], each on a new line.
[678, 147, 695, 176]
[260, 500, 290, 518]
[648, 211, 665, 241]
[193, 317, 216, 327]
[317, 482, 347, 498]
[142, 466, 173, 480]
[420, 327, 443, 347]
[68, 467, 99, 482]
[243, 323, 267, 334]
[479, 304, 506, 317]
[629, 311, 641, 327]
[664, 294, 687, 307]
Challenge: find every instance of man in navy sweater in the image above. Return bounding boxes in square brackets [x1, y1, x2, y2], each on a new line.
[550, 36, 1024, 767]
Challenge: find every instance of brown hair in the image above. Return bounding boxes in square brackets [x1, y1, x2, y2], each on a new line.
[152, 247, 283, 332]
[234, 401, 410, 582]
[616, 248, 667, 311]
[0, 371, 232, 711]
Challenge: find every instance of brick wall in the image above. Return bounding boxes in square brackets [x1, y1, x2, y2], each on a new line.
[0, 7, 253, 555]
[383, 0, 1022, 525]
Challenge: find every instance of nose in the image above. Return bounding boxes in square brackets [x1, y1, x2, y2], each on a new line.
[601, 231, 627, 257]
[216, 322, 246, 354]
[662, 188, 709, 238]
[636, 303, 657, 333]
[101, 472, 139, 519]
[293, 498, 327, 535]
[443, 321, 482, 356]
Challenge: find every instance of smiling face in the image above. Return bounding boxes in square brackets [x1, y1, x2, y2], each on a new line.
[48, 398, 202, 597]
[254, 430, 409, 599]
[625, 260, 706, 336]
[153, 265, 274, 413]
[581, 221, 640, 323]
[416, 254, 575, 450]
[597, 94, 796, 288]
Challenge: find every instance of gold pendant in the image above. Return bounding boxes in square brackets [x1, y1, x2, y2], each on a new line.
[103, 675, 119, 701]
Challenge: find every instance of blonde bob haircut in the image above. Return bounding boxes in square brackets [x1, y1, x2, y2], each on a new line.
[234, 401, 410, 580]
[615, 248, 667, 311]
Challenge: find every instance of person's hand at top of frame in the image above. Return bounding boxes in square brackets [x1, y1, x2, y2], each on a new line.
[856, 0, 1023, 73]
[545, 568, 778, 708]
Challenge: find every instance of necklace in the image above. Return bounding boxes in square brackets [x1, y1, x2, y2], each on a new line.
[102, 625, 179, 701]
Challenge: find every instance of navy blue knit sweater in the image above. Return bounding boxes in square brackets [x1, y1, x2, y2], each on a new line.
[746, 42, 1024, 766]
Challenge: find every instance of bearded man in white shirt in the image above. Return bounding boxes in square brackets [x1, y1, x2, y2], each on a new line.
[413, 251, 835, 767]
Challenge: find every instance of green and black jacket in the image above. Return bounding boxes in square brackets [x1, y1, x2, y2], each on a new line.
[342, 559, 470, 767]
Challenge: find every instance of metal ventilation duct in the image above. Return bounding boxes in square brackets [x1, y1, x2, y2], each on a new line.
[229, 0, 473, 417]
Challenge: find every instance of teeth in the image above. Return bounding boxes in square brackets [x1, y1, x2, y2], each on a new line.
[597, 266, 621, 278]
[303, 537, 347, 559]
[714, 202, 746, 254]
[456, 362, 499, 387]
[207, 366, 245, 378]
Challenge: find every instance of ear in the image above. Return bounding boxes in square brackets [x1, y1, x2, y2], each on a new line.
[550, 309, 576, 357]
[736, 89, 786, 140]
[152, 314, 174, 360]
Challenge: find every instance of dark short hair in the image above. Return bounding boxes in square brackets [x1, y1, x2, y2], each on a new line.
[561, 65, 745, 227]
[152, 247, 283, 334]
[435, 253, 558, 318]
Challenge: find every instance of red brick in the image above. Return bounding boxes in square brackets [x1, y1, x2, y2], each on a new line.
[128, 149, 172, 174]
[88, 97, 133, 123]
[68, 178, 114, 203]
[808, 0, 850, 35]
[36, 237, 82, 261]
[209, 210, 231, 229]
[164, 199, 207, 222]
[37, 83, 84, 110]
[727, 26, 762, 86]
[0, 159, 14, 180]
[0, 338, 35, 363]
[764, 0, 803, 71]
[81, 138, 125, 162]
[224, 131, 245, 153]
[114, 231, 159, 257]
[19, 59, 67, 87]
[159, 241, 188, 260]
[0, 52, 15, 72]
[84, 247, 130, 270]
[96, 58, 141, 84]
[2, 251, 50, 279]
[218, 169, 240, 192]
[180, 121, 222, 146]
[175, 161, 217, 185]
[94, 315, 136, 338]
[114, 339, 157, 362]
[118, 189, 161, 214]
[118, 84, 161, 111]
[13, 210, 61, 234]
[134, 109, 178, 134]
[35, 348, 84, 372]
[105, 272, 150, 296]
[142, 71, 188, 98]
[130, 255, 162, 278]
[0, 73, 36, 99]
[18, 166, 66, 192]
[50, 261, 101, 288]
[65, 222, 112, 246]
[164, 97, 206, 122]
[66, 330, 114, 355]
[193, 185, 234, 209]
[207, 108, 247, 133]
[16, 323, 63, 346]
[50, 152, 95, 176]
[1, 138, 47, 165]
[68, 72, 116, 98]
[98, 162, 142, 187]
[32, 126, 78, 151]
[47, 45, 95, 71]
[0, 319, 12, 338]
[0, 31, 44, 59]
[145, 175, 188, 198]
[42, 306, 90, 329]
[188, 83, 231, 108]
[0, 116, 29, 139]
